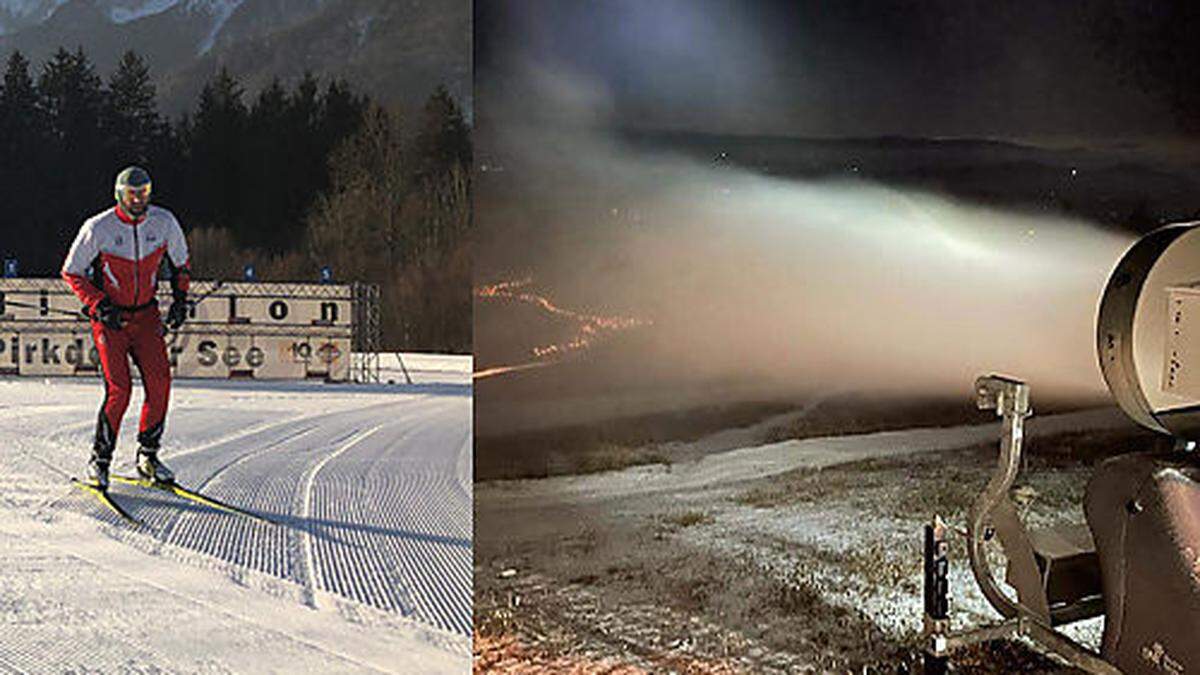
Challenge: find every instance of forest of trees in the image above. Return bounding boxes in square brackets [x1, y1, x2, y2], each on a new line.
[0, 47, 471, 352]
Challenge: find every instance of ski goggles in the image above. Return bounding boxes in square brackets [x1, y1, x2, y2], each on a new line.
[119, 183, 152, 201]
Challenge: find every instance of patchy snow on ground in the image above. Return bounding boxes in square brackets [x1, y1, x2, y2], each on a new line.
[686, 499, 1103, 651]
[487, 407, 1130, 507]
[0, 356, 471, 673]
[674, 411, 1116, 656]
[479, 405, 1129, 669]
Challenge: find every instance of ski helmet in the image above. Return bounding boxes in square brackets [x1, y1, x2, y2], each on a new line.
[114, 166, 152, 216]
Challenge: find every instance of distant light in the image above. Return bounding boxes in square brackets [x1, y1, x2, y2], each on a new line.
[1070, 168, 1078, 177]
[1026, 229, 1036, 237]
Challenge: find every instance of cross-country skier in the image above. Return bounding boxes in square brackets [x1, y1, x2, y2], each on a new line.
[60, 166, 190, 490]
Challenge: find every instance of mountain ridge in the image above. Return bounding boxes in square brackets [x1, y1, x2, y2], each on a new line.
[0, 0, 468, 116]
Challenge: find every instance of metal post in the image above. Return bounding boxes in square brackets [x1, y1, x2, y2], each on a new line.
[924, 516, 950, 675]
[351, 283, 381, 383]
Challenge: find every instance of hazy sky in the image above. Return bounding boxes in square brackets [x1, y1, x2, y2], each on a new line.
[475, 0, 1182, 140]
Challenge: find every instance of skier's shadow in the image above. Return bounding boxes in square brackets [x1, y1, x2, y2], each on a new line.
[105, 489, 470, 551]
[275, 512, 471, 550]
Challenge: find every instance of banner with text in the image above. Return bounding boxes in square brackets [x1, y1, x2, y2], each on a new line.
[0, 279, 354, 380]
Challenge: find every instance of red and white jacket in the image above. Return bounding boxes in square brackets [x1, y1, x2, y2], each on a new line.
[61, 204, 191, 311]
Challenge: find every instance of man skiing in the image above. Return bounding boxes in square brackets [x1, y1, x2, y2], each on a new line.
[61, 166, 190, 490]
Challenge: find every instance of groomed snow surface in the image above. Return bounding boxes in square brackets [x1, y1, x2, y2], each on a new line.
[0, 353, 471, 673]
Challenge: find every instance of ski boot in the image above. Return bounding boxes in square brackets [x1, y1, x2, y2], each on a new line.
[86, 455, 110, 491]
[136, 449, 175, 484]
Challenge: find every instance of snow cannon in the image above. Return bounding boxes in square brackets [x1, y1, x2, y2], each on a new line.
[921, 224, 1200, 675]
[1098, 221, 1200, 439]
[1086, 222, 1200, 674]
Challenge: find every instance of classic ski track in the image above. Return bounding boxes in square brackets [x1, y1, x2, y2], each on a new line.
[81, 403, 418, 544]
[310, 425, 427, 616]
[455, 422, 473, 493]
[320, 471, 472, 634]
[141, 406, 361, 464]
[299, 424, 386, 609]
[149, 424, 320, 544]
[156, 396, 462, 619]
[40, 398, 405, 473]
[190, 424, 320, 493]
[22, 393, 472, 639]
[311, 401, 472, 634]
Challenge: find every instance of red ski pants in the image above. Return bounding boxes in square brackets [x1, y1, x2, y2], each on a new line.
[91, 306, 172, 458]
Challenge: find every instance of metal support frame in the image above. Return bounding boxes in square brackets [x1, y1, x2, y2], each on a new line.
[921, 374, 1123, 674]
[351, 283, 381, 383]
[968, 374, 1039, 620]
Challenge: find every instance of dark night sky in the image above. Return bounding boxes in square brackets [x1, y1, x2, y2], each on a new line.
[475, 0, 1189, 141]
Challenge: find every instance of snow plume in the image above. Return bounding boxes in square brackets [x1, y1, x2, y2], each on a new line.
[477, 62, 1134, 406]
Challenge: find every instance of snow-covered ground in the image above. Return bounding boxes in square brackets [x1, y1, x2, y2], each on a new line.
[0, 352, 471, 673]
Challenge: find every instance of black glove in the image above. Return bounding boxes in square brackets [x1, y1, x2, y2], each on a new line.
[165, 296, 188, 330]
[93, 298, 124, 330]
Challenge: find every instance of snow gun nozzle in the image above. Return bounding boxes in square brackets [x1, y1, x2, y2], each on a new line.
[973, 374, 1030, 419]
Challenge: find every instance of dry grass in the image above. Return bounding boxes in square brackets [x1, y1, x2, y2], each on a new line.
[476, 513, 913, 671]
[473, 631, 746, 674]
[660, 510, 715, 529]
[763, 393, 1104, 445]
[763, 394, 991, 443]
[473, 632, 651, 674]
[570, 444, 672, 476]
[736, 426, 1160, 517]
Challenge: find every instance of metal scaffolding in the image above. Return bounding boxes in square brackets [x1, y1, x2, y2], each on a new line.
[351, 283, 381, 383]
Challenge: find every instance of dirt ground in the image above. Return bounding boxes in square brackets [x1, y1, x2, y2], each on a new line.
[474, 401, 1152, 673]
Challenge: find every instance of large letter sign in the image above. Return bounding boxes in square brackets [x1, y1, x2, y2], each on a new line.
[0, 279, 357, 381]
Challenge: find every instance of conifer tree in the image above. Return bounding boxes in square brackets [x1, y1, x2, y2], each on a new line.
[0, 51, 47, 268]
[413, 85, 471, 181]
[188, 67, 248, 239]
[107, 50, 162, 166]
[248, 78, 290, 250]
[39, 47, 107, 263]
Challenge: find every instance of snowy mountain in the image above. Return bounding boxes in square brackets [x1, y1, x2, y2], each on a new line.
[0, 0, 469, 115]
[0, 0, 64, 34]
[101, 0, 243, 27]
[0, 0, 246, 39]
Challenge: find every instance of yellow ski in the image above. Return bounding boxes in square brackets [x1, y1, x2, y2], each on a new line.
[111, 475, 277, 525]
[70, 478, 140, 526]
